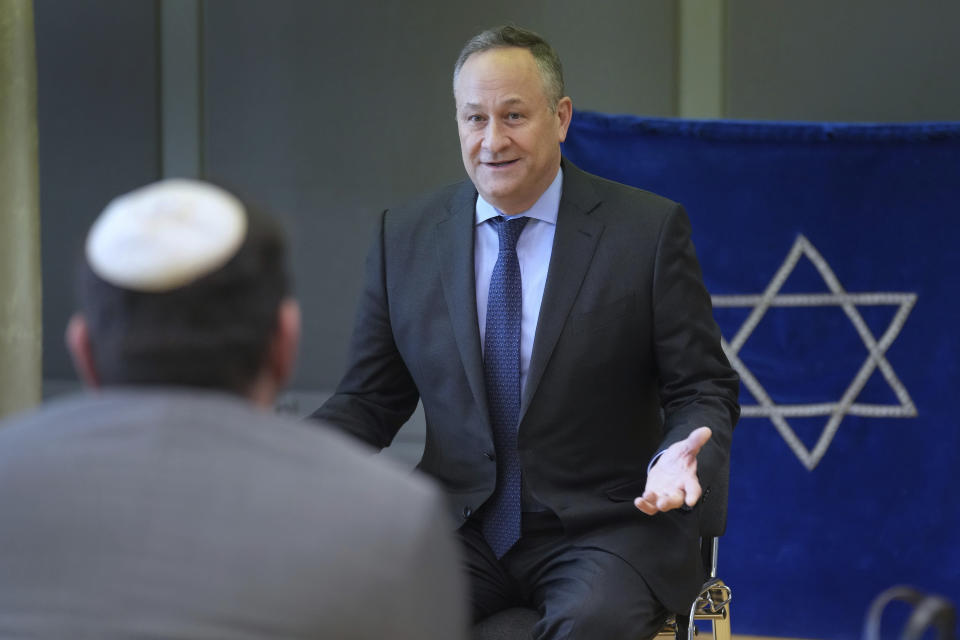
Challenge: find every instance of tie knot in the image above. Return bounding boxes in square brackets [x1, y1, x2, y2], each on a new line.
[490, 216, 529, 252]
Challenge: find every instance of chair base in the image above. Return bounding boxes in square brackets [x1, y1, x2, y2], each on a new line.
[656, 614, 690, 639]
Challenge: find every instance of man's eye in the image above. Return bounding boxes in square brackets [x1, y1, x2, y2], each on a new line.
[467, 115, 485, 123]
[507, 112, 523, 120]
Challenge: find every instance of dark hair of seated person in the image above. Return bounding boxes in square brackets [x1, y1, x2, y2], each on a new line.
[77, 200, 290, 396]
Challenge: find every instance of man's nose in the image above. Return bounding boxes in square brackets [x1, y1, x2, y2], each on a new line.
[482, 120, 510, 153]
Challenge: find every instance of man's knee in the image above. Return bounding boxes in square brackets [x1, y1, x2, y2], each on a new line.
[534, 549, 668, 640]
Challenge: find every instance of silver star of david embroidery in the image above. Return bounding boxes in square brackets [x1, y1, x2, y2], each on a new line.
[711, 235, 917, 470]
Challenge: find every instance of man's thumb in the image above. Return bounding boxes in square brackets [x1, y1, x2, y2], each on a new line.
[686, 426, 712, 454]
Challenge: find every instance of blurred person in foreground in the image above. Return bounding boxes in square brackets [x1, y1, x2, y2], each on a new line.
[311, 25, 739, 639]
[0, 180, 467, 639]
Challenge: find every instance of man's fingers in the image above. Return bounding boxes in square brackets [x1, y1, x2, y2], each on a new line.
[636, 487, 701, 513]
[634, 495, 658, 515]
[683, 482, 702, 507]
[684, 426, 712, 456]
[656, 491, 685, 511]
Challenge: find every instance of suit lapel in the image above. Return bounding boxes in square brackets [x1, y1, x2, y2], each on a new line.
[521, 163, 604, 420]
[434, 166, 605, 426]
[436, 181, 491, 424]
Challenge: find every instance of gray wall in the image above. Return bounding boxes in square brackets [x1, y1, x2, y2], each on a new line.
[725, 0, 960, 122]
[35, 0, 161, 392]
[35, 1, 960, 403]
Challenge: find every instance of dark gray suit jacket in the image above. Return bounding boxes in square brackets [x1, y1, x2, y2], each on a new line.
[0, 388, 467, 639]
[314, 161, 739, 611]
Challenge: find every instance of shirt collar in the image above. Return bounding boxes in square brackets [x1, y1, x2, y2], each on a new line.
[475, 167, 563, 226]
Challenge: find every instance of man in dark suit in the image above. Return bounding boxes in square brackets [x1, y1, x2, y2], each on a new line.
[313, 25, 739, 639]
[0, 180, 467, 639]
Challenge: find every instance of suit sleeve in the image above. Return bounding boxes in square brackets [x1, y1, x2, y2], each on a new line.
[651, 204, 740, 487]
[309, 210, 421, 449]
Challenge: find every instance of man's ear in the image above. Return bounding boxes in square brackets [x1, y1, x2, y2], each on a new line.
[556, 96, 573, 142]
[268, 298, 300, 387]
[65, 313, 100, 388]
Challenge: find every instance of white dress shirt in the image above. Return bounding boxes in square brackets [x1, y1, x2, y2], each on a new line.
[474, 168, 563, 397]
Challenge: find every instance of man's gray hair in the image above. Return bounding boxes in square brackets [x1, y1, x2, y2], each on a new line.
[453, 25, 565, 111]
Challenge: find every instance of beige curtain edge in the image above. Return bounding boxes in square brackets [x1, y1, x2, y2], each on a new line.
[0, 0, 43, 419]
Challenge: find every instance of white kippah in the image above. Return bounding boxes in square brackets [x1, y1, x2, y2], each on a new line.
[86, 179, 248, 292]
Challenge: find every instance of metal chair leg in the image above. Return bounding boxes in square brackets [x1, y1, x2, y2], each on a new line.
[710, 604, 731, 640]
[687, 578, 732, 640]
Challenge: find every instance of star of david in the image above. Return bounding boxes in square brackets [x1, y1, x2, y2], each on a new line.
[711, 235, 917, 470]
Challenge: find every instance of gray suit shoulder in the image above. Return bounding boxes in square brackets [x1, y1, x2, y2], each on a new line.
[560, 164, 687, 241]
[577, 165, 682, 217]
[0, 388, 448, 526]
[0, 389, 468, 639]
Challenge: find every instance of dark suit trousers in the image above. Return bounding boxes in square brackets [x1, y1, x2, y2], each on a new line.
[460, 511, 669, 640]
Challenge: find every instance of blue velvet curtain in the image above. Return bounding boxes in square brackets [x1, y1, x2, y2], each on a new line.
[563, 112, 960, 638]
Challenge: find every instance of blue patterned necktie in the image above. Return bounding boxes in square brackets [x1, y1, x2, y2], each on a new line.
[481, 215, 529, 559]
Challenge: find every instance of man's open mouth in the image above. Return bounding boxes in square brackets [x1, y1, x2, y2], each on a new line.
[485, 159, 519, 168]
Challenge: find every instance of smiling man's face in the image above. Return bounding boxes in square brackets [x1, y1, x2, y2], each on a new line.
[454, 47, 572, 215]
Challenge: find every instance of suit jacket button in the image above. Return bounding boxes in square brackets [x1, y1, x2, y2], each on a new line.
[463, 506, 472, 518]
[483, 450, 495, 461]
